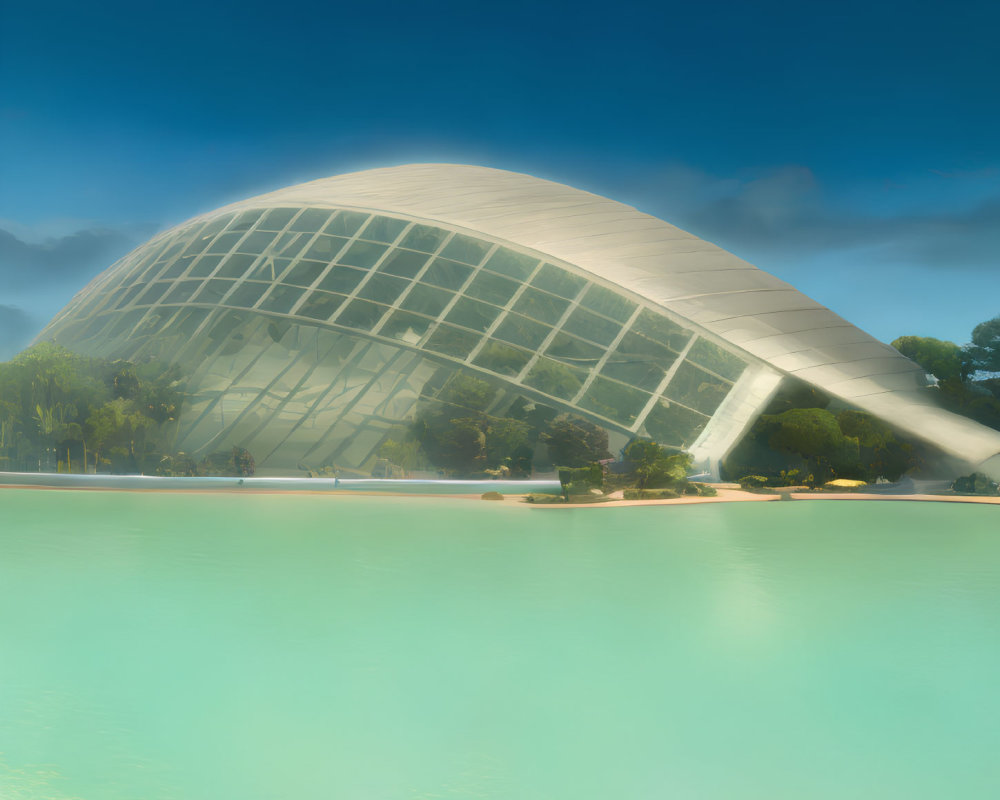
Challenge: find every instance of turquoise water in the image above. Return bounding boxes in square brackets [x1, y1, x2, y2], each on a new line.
[1, 491, 999, 799]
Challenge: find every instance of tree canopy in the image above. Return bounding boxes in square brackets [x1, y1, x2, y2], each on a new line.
[891, 335, 968, 383]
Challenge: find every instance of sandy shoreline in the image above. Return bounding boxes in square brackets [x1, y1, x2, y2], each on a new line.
[3, 482, 999, 507]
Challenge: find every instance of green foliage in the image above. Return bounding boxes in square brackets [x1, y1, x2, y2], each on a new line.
[952, 472, 999, 495]
[557, 463, 603, 496]
[484, 417, 533, 476]
[412, 373, 540, 477]
[623, 440, 691, 490]
[763, 378, 830, 415]
[724, 407, 917, 485]
[692, 482, 718, 497]
[155, 453, 199, 477]
[738, 475, 770, 490]
[891, 335, 967, 382]
[198, 447, 256, 477]
[965, 316, 1000, 376]
[623, 487, 681, 500]
[377, 437, 425, 475]
[0, 343, 185, 474]
[540, 414, 611, 468]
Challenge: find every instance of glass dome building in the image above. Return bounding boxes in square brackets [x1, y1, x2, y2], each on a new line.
[36, 164, 1000, 476]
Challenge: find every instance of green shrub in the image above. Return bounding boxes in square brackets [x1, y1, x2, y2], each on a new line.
[524, 493, 566, 504]
[557, 463, 603, 493]
[738, 475, 769, 489]
[952, 472, 999, 495]
[623, 487, 681, 500]
[693, 482, 718, 497]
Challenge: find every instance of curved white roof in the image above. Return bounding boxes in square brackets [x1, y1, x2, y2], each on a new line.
[199, 163, 1000, 467]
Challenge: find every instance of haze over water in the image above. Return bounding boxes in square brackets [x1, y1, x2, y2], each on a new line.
[1, 491, 998, 798]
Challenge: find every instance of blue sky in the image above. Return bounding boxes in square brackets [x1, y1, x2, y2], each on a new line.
[1, 0, 997, 359]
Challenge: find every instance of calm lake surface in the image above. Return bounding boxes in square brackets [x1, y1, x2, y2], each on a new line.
[1, 490, 998, 799]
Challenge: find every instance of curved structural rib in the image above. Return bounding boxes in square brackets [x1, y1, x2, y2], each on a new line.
[38, 164, 1000, 475]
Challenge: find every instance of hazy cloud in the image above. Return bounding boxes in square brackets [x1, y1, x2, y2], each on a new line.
[643, 165, 1000, 271]
[0, 226, 141, 291]
[0, 304, 36, 360]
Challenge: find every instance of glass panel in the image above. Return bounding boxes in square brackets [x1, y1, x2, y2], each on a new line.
[440, 234, 490, 266]
[512, 287, 569, 322]
[544, 332, 603, 368]
[259, 208, 298, 231]
[158, 235, 195, 262]
[531, 264, 585, 299]
[339, 240, 388, 269]
[472, 341, 531, 377]
[117, 284, 144, 308]
[358, 273, 409, 304]
[686, 337, 747, 381]
[337, 299, 389, 331]
[632, 308, 691, 353]
[579, 284, 636, 323]
[227, 281, 270, 309]
[381, 311, 433, 344]
[162, 280, 202, 304]
[465, 271, 519, 306]
[400, 284, 453, 318]
[492, 314, 551, 349]
[523, 358, 586, 400]
[260, 284, 304, 314]
[227, 209, 263, 232]
[600, 353, 668, 393]
[237, 230, 275, 255]
[297, 291, 344, 321]
[206, 231, 243, 255]
[614, 329, 676, 367]
[289, 208, 333, 232]
[299, 235, 344, 262]
[249, 257, 292, 282]
[195, 215, 233, 242]
[135, 281, 172, 306]
[580, 377, 650, 426]
[423, 325, 480, 359]
[172, 307, 211, 338]
[318, 266, 366, 294]
[484, 248, 537, 281]
[188, 254, 223, 278]
[561, 307, 621, 346]
[283, 260, 327, 288]
[422, 258, 473, 289]
[643, 400, 708, 448]
[215, 253, 258, 279]
[400, 224, 448, 253]
[662, 362, 732, 416]
[193, 279, 235, 304]
[272, 231, 312, 259]
[378, 249, 429, 279]
[359, 215, 408, 244]
[445, 297, 501, 332]
[324, 211, 368, 237]
[157, 255, 195, 280]
[105, 309, 146, 339]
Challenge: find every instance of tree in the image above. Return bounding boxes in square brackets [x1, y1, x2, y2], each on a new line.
[484, 417, 533, 475]
[622, 440, 691, 490]
[540, 414, 611, 467]
[964, 316, 1000, 377]
[891, 335, 967, 382]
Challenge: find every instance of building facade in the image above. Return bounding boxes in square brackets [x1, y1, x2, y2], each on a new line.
[36, 165, 1000, 476]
